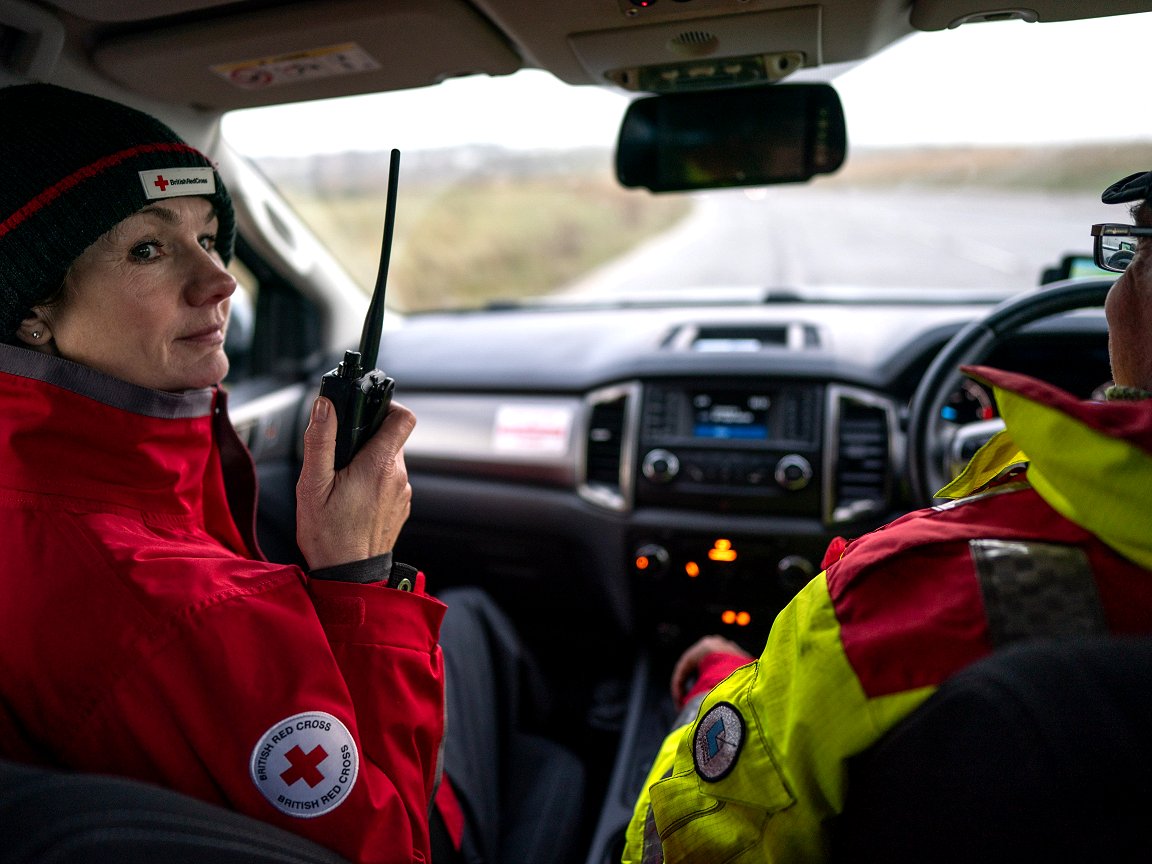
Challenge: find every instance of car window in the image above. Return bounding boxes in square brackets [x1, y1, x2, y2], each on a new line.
[221, 14, 1152, 312]
[223, 259, 258, 381]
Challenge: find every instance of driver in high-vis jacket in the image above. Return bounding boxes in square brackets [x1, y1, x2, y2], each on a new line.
[624, 170, 1152, 863]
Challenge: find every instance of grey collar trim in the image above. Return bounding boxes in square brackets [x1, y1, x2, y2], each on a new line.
[0, 343, 214, 419]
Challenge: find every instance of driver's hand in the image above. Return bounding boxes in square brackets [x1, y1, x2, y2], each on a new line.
[296, 396, 416, 570]
[671, 635, 752, 705]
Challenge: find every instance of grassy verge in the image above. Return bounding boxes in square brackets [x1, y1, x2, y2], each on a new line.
[284, 173, 690, 311]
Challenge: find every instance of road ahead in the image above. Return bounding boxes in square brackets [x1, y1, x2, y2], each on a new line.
[562, 186, 1119, 298]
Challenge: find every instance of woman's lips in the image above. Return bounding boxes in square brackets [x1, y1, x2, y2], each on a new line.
[179, 324, 226, 344]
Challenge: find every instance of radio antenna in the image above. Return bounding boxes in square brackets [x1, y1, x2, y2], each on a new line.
[359, 148, 400, 368]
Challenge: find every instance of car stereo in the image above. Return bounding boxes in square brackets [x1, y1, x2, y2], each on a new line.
[637, 381, 823, 515]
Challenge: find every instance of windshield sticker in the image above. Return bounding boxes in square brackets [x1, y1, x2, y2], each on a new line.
[250, 711, 359, 818]
[212, 43, 381, 90]
[493, 404, 573, 454]
[139, 167, 216, 200]
[693, 702, 744, 782]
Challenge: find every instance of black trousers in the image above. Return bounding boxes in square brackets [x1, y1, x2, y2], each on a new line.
[433, 588, 547, 864]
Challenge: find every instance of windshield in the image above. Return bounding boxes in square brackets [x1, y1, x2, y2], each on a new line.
[221, 13, 1152, 312]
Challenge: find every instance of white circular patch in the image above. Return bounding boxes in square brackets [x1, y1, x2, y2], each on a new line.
[249, 711, 359, 818]
[693, 702, 745, 782]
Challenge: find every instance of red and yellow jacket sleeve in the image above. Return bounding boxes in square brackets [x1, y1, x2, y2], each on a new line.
[623, 572, 931, 863]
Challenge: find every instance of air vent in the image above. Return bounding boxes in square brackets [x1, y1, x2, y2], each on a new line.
[665, 322, 819, 353]
[579, 382, 640, 511]
[825, 387, 896, 524]
[588, 400, 626, 483]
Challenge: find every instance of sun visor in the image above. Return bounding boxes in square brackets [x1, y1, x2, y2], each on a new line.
[911, 0, 1152, 30]
[92, 0, 522, 111]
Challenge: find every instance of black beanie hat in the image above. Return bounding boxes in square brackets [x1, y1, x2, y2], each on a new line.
[1102, 171, 1152, 205]
[0, 82, 236, 338]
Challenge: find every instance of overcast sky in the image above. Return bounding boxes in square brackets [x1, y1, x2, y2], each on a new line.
[223, 12, 1152, 156]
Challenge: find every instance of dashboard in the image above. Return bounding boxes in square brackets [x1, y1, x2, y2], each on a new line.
[375, 296, 1112, 659]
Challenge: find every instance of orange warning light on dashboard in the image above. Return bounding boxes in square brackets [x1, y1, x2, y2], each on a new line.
[722, 610, 752, 626]
[708, 539, 737, 562]
[685, 561, 700, 578]
[635, 555, 650, 570]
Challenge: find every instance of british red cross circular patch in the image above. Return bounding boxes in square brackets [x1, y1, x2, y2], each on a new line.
[249, 711, 359, 818]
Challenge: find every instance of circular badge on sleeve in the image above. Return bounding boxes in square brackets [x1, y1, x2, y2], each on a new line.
[249, 711, 359, 818]
[693, 702, 745, 782]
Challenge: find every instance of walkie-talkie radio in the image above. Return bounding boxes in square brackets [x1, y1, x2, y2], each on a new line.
[319, 148, 400, 470]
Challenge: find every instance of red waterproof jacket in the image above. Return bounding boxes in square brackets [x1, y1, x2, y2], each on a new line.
[0, 345, 447, 864]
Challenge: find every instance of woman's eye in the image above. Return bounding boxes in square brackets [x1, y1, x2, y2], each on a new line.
[199, 234, 217, 252]
[129, 241, 162, 261]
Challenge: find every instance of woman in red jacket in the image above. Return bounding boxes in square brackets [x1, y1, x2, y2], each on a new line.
[0, 81, 485, 864]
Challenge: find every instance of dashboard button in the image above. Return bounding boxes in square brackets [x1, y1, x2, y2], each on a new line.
[777, 555, 816, 592]
[744, 460, 771, 485]
[642, 448, 680, 483]
[633, 543, 670, 576]
[774, 454, 812, 490]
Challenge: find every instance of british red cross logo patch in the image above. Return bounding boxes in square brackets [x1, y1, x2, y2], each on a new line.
[137, 166, 216, 201]
[250, 711, 359, 817]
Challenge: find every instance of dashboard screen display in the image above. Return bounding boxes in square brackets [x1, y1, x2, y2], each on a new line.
[692, 392, 771, 440]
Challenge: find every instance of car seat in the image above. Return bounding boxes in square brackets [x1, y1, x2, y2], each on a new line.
[830, 636, 1152, 863]
[0, 740, 584, 864]
[0, 757, 352, 864]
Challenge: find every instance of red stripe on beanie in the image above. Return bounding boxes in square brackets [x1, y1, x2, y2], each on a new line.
[0, 141, 207, 239]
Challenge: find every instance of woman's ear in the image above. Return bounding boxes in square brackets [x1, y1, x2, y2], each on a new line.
[16, 309, 54, 351]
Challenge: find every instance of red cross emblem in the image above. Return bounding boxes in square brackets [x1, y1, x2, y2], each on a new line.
[152, 174, 169, 192]
[280, 744, 328, 788]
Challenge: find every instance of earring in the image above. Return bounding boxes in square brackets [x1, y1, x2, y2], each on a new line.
[31, 330, 41, 340]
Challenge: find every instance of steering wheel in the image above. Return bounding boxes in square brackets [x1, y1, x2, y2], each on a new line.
[906, 278, 1114, 505]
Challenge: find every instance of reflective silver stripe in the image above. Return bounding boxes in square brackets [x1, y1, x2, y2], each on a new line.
[932, 478, 1029, 511]
[642, 799, 665, 864]
[970, 539, 1106, 646]
[641, 767, 673, 864]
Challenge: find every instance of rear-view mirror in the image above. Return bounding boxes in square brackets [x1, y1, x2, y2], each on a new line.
[1039, 253, 1116, 285]
[616, 83, 847, 193]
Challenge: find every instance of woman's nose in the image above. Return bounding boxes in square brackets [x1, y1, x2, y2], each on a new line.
[186, 248, 238, 307]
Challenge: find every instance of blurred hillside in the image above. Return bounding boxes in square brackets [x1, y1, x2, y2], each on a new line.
[829, 142, 1151, 193]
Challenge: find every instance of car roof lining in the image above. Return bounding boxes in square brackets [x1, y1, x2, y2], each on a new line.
[4, 0, 1150, 115]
